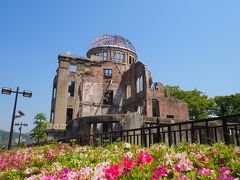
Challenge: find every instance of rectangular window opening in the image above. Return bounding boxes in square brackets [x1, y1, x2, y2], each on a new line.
[152, 99, 160, 117]
[50, 111, 54, 123]
[137, 105, 143, 115]
[125, 85, 131, 99]
[103, 90, 113, 105]
[70, 64, 77, 72]
[68, 79, 75, 97]
[136, 75, 144, 93]
[129, 56, 132, 64]
[53, 87, 56, 99]
[66, 108, 73, 121]
[117, 52, 121, 61]
[121, 53, 125, 61]
[103, 52, 108, 60]
[112, 52, 117, 60]
[104, 69, 112, 78]
[167, 115, 174, 119]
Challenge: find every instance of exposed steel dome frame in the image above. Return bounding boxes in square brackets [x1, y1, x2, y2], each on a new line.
[88, 34, 136, 54]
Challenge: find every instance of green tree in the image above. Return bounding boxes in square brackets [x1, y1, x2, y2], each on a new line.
[165, 86, 215, 119]
[213, 93, 240, 116]
[30, 113, 48, 144]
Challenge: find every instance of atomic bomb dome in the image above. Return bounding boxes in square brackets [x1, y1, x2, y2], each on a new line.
[48, 34, 189, 142]
[89, 34, 136, 53]
[87, 35, 137, 63]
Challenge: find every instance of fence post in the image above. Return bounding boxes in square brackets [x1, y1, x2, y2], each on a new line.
[205, 121, 210, 144]
[141, 128, 146, 147]
[222, 116, 230, 145]
[234, 125, 239, 146]
[179, 124, 182, 142]
[191, 122, 195, 143]
[148, 128, 152, 147]
[168, 125, 172, 146]
[156, 118, 160, 143]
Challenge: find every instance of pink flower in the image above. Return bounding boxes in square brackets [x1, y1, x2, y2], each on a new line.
[105, 164, 121, 180]
[154, 166, 169, 177]
[151, 175, 159, 180]
[173, 163, 181, 172]
[137, 150, 153, 167]
[175, 174, 189, 180]
[218, 167, 231, 177]
[43, 175, 57, 180]
[60, 167, 71, 175]
[45, 150, 55, 159]
[198, 168, 212, 176]
[235, 149, 240, 155]
[123, 156, 134, 170]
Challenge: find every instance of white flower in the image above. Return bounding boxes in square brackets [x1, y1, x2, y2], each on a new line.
[124, 152, 133, 158]
[124, 143, 131, 149]
[25, 168, 33, 175]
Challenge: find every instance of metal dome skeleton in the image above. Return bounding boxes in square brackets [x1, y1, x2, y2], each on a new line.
[88, 35, 136, 54]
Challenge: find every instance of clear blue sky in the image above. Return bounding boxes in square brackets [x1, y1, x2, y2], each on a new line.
[0, 0, 239, 133]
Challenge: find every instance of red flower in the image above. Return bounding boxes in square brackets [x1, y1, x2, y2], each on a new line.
[137, 150, 153, 167]
[105, 164, 121, 180]
[123, 156, 134, 170]
[154, 166, 169, 177]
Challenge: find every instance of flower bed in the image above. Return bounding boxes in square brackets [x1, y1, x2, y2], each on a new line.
[0, 142, 239, 179]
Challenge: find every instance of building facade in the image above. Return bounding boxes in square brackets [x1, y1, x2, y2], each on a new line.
[48, 35, 189, 137]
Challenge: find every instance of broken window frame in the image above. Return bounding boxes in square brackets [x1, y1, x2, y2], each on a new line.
[129, 55, 135, 64]
[117, 52, 121, 61]
[137, 104, 143, 115]
[152, 99, 160, 117]
[68, 77, 75, 97]
[103, 90, 113, 105]
[121, 53, 125, 61]
[50, 111, 54, 123]
[136, 75, 144, 93]
[112, 52, 117, 60]
[103, 69, 112, 78]
[103, 51, 108, 60]
[96, 52, 101, 56]
[70, 64, 77, 72]
[125, 85, 131, 99]
[66, 108, 73, 121]
[112, 51, 125, 62]
[53, 87, 56, 99]
[167, 115, 174, 119]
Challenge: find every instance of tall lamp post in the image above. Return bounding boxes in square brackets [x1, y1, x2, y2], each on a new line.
[15, 122, 28, 147]
[2, 87, 32, 149]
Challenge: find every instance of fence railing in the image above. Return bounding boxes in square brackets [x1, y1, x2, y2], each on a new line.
[77, 114, 240, 147]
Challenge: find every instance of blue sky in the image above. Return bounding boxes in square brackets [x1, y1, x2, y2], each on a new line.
[0, 0, 239, 133]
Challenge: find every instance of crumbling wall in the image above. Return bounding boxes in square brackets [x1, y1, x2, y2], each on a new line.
[121, 62, 147, 113]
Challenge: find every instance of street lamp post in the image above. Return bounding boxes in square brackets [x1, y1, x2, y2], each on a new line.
[1, 87, 32, 149]
[15, 122, 28, 147]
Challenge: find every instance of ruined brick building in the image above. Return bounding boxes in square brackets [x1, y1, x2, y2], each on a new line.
[47, 35, 189, 140]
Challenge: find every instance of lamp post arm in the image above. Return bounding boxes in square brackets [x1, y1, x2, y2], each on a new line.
[8, 87, 19, 149]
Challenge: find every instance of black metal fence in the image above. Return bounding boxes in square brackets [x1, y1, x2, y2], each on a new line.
[78, 114, 240, 147]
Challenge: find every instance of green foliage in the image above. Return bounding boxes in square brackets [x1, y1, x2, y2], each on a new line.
[165, 86, 215, 119]
[213, 93, 240, 116]
[165, 86, 240, 119]
[30, 113, 48, 143]
[69, 139, 77, 146]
